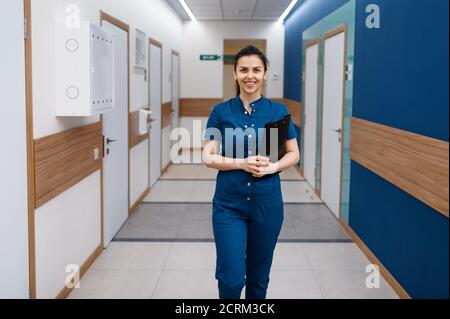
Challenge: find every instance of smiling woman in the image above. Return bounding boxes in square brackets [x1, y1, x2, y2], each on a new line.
[202, 45, 300, 300]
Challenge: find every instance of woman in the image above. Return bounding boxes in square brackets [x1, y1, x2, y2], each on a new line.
[202, 45, 300, 299]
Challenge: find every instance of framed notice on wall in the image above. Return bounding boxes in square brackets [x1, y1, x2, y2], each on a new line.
[134, 28, 147, 68]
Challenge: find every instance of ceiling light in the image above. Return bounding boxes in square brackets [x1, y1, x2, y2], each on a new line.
[278, 0, 299, 23]
[179, 0, 196, 21]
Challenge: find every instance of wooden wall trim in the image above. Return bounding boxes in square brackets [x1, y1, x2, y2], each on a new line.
[339, 219, 411, 299]
[99, 10, 129, 31]
[273, 98, 302, 126]
[149, 38, 162, 48]
[180, 98, 223, 117]
[34, 122, 103, 208]
[162, 102, 172, 128]
[351, 117, 449, 217]
[56, 243, 103, 299]
[129, 109, 149, 149]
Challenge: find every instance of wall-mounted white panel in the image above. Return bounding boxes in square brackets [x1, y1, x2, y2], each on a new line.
[55, 22, 115, 116]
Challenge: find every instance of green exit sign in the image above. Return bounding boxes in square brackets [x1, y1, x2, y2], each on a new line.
[200, 54, 221, 61]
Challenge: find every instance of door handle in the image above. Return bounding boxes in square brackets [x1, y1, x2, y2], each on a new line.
[332, 128, 342, 134]
[147, 118, 156, 123]
[106, 138, 117, 144]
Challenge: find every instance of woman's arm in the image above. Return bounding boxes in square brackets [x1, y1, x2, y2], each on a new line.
[252, 138, 300, 178]
[202, 140, 270, 175]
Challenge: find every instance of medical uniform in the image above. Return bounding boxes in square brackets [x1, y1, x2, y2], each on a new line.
[204, 96, 298, 299]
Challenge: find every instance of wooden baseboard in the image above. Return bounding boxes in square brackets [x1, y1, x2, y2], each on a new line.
[129, 187, 150, 215]
[294, 165, 303, 177]
[161, 161, 172, 175]
[339, 219, 411, 299]
[56, 243, 103, 299]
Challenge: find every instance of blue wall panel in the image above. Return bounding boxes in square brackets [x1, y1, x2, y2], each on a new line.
[349, 161, 449, 298]
[353, 0, 449, 142]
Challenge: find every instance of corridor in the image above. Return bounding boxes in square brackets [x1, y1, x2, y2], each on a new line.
[1, 0, 448, 302]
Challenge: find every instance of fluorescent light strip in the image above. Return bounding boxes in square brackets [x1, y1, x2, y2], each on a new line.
[278, 0, 299, 22]
[179, 0, 197, 21]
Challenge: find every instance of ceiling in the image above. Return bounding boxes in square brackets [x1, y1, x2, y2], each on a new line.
[167, 0, 293, 21]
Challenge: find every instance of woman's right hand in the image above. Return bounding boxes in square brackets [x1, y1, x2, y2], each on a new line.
[239, 156, 270, 175]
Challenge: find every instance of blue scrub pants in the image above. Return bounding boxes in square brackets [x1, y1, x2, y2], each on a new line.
[212, 196, 284, 299]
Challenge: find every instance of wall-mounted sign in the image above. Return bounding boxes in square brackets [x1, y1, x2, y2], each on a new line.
[200, 54, 221, 61]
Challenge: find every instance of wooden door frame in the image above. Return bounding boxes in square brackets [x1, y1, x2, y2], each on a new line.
[319, 23, 347, 218]
[24, 0, 36, 299]
[149, 38, 163, 180]
[302, 37, 321, 196]
[99, 11, 131, 223]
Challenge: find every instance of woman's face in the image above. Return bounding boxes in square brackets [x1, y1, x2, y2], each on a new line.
[234, 55, 268, 96]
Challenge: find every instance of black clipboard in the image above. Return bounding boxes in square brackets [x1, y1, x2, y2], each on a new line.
[260, 114, 291, 162]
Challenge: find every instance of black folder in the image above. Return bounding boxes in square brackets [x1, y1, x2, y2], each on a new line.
[260, 114, 291, 162]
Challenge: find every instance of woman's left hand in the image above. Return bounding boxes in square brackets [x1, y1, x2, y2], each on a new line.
[252, 161, 279, 178]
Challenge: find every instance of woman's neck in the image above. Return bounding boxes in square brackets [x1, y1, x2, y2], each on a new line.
[240, 91, 262, 110]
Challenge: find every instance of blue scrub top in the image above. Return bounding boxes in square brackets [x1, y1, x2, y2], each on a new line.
[204, 96, 298, 203]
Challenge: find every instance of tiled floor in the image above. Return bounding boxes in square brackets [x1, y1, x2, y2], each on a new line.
[68, 159, 398, 299]
[114, 203, 351, 241]
[143, 180, 321, 203]
[68, 242, 399, 299]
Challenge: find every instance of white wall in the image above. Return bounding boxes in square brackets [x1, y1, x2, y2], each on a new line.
[181, 21, 285, 99]
[31, 0, 182, 298]
[0, 0, 30, 299]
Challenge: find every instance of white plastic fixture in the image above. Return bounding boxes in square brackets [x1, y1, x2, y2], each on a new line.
[139, 109, 152, 136]
[55, 21, 115, 116]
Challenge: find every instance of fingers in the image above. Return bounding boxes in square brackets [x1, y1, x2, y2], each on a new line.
[246, 156, 269, 167]
[255, 155, 270, 163]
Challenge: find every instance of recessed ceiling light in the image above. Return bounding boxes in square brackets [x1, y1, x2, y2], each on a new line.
[278, 0, 299, 23]
[179, 0, 196, 21]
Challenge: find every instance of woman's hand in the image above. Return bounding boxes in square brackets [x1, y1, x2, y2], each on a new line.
[252, 161, 279, 178]
[239, 155, 270, 175]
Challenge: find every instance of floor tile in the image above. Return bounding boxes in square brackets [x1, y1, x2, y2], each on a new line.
[92, 242, 171, 270]
[303, 243, 371, 271]
[152, 270, 218, 299]
[68, 269, 161, 299]
[271, 243, 311, 270]
[267, 270, 324, 299]
[313, 270, 399, 299]
[190, 181, 216, 202]
[144, 181, 195, 202]
[164, 243, 216, 270]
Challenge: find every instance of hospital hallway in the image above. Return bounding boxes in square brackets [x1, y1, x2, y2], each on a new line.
[1, 0, 448, 301]
[68, 150, 397, 299]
